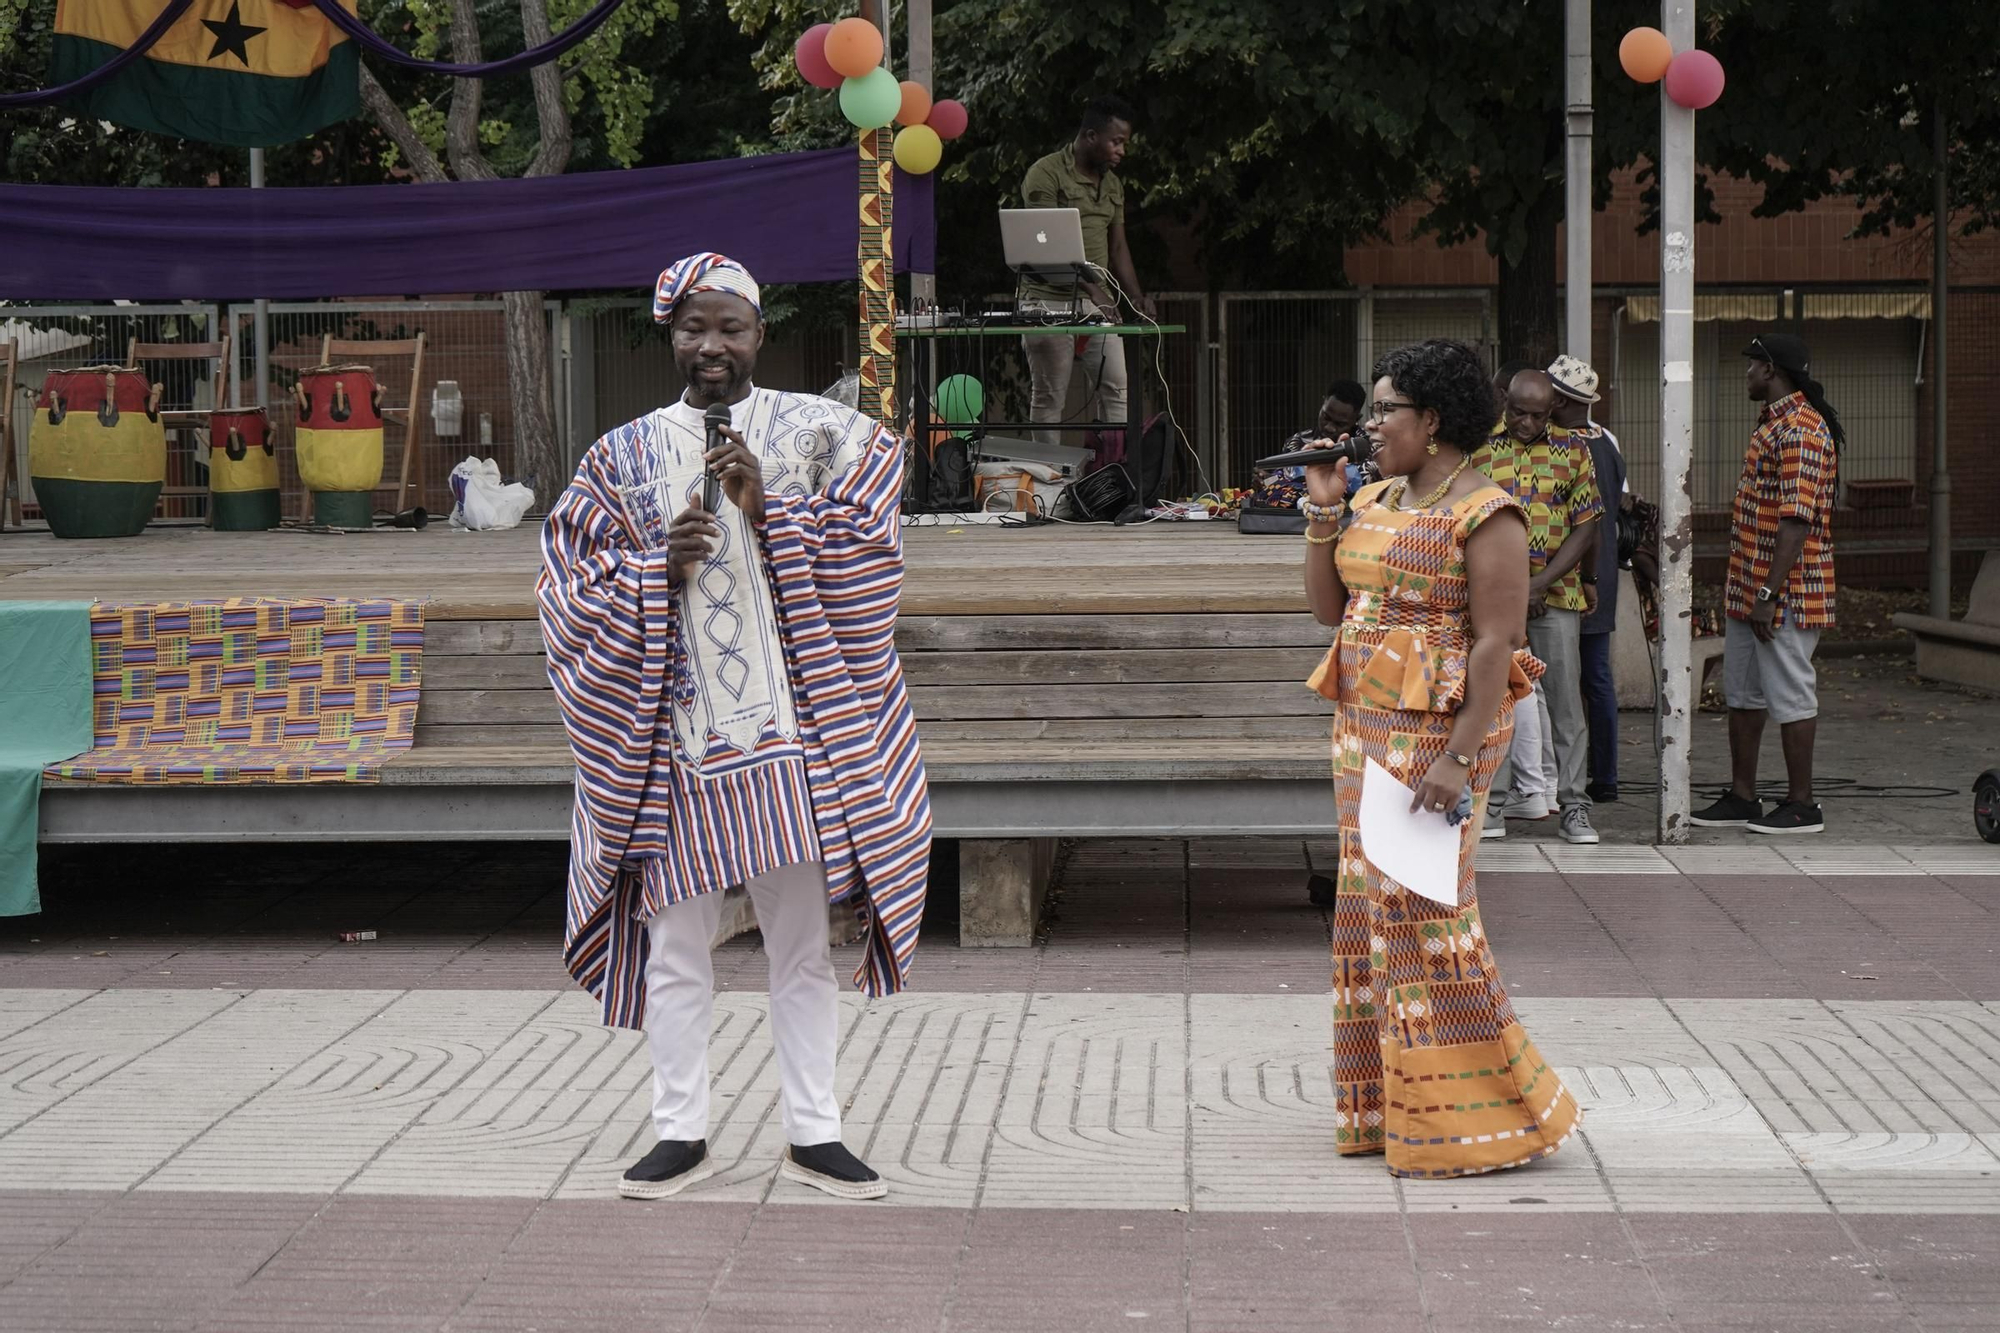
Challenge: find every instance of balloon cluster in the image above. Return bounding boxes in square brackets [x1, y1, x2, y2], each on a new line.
[793, 17, 967, 175]
[1619, 26, 1724, 110]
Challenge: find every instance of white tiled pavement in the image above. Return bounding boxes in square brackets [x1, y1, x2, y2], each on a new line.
[6, 987, 2000, 1213]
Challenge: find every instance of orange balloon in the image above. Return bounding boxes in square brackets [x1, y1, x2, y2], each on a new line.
[896, 80, 933, 128]
[1619, 26, 1673, 83]
[823, 16, 884, 80]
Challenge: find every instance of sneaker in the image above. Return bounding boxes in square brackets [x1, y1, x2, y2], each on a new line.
[1748, 801, 1825, 835]
[1306, 873, 1338, 908]
[1587, 782, 1620, 804]
[1690, 793, 1762, 828]
[1498, 795, 1551, 821]
[1559, 806, 1600, 844]
[1481, 808, 1507, 840]
[618, 1139, 717, 1200]
[781, 1142, 887, 1200]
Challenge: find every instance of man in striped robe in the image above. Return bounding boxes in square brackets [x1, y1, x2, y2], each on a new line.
[537, 253, 931, 1201]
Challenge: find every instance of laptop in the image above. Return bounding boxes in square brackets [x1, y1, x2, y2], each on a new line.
[999, 208, 1090, 284]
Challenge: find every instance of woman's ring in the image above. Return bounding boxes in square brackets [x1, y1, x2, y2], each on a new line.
[1431, 801, 1446, 812]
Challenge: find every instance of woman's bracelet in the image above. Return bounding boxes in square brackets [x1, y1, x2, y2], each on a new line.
[1304, 527, 1340, 546]
[1298, 496, 1346, 525]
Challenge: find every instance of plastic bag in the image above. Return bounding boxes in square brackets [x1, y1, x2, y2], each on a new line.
[821, 368, 861, 409]
[447, 456, 536, 531]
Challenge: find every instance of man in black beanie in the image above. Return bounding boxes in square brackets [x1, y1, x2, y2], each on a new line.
[1692, 333, 1842, 835]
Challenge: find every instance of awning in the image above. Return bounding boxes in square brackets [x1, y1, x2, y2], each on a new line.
[1622, 292, 1932, 323]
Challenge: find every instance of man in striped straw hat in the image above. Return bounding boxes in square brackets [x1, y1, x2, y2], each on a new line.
[538, 252, 931, 1201]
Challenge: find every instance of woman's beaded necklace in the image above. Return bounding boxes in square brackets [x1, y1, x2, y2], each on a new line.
[1385, 454, 1469, 511]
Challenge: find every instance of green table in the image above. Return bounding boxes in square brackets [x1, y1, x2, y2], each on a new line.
[898, 322, 1187, 515]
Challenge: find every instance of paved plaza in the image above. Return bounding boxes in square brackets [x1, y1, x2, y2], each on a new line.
[3, 835, 1998, 1331]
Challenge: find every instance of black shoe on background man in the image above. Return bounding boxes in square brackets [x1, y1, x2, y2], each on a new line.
[1748, 801, 1824, 835]
[1690, 793, 1762, 828]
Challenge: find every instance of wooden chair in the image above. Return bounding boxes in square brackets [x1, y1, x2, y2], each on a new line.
[318, 331, 428, 518]
[0, 338, 18, 529]
[126, 334, 232, 519]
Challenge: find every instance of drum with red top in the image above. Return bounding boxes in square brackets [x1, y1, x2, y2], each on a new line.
[28, 365, 165, 538]
[295, 363, 384, 529]
[208, 406, 280, 531]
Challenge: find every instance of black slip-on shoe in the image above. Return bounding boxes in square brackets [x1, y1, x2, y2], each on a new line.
[1691, 793, 1763, 828]
[1747, 801, 1825, 835]
[781, 1141, 887, 1200]
[618, 1139, 717, 1200]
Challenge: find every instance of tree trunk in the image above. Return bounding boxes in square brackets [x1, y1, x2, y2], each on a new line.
[502, 289, 561, 503]
[1496, 186, 1563, 369]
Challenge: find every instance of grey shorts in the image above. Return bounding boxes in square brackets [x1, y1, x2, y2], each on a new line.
[1723, 617, 1821, 723]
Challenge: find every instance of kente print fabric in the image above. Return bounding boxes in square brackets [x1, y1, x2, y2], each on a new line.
[1727, 390, 1838, 630]
[537, 386, 931, 1029]
[1316, 480, 1581, 1178]
[1470, 426, 1604, 613]
[50, 598, 423, 784]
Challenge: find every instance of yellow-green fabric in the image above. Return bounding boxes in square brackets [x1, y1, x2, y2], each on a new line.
[0, 602, 94, 916]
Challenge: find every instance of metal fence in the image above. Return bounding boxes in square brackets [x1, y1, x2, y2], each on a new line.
[4, 286, 1955, 524]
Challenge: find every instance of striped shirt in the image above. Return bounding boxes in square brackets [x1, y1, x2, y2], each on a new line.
[1471, 424, 1604, 612]
[537, 388, 932, 1029]
[1727, 391, 1838, 629]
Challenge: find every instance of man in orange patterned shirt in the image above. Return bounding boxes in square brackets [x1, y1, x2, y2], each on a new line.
[1692, 333, 1842, 835]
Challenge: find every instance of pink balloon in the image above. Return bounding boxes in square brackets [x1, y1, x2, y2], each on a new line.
[1663, 49, 1725, 110]
[926, 98, 968, 140]
[795, 24, 842, 89]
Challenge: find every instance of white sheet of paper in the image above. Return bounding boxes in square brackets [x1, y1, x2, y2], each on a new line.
[1358, 757, 1462, 907]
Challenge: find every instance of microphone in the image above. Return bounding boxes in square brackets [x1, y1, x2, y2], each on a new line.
[702, 401, 731, 512]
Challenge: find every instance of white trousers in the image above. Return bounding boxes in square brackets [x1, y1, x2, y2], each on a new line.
[642, 859, 842, 1146]
[1508, 680, 1557, 802]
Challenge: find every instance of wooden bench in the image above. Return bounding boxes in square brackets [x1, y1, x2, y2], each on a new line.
[1893, 549, 2000, 693]
[41, 610, 1338, 946]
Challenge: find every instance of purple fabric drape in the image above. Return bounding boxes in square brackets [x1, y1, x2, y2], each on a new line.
[0, 148, 935, 300]
[0, 0, 194, 108]
[304, 0, 627, 79]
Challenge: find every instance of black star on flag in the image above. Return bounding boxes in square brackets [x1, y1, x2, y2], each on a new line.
[202, 1, 267, 65]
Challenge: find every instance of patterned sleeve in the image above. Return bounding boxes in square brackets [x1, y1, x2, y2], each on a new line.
[1779, 417, 1835, 523]
[535, 437, 678, 759]
[1566, 440, 1605, 527]
[1456, 488, 1526, 540]
[757, 413, 907, 657]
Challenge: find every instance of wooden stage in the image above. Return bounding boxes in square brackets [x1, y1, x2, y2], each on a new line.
[4, 520, 1340, 877]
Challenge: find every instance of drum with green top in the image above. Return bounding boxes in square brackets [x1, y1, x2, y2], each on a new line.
[28, 365, 165, 539]
[208, 407, 281, 531]
[295, 363, 384, 529]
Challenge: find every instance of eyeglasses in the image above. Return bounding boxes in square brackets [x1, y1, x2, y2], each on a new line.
[1366, 400, 1418, 424]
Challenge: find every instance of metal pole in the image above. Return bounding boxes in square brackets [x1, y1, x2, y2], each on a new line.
[1656, 0, 1695, 843]
[1930, 104, 1951, 616]
[908, 0, 936, 313]
[249, 148, 270, 410]
[1564, 0, 1592, 365]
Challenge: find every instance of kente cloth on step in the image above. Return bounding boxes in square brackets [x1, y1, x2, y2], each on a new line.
[537, 387, 931, 1029]
[1313, 480, 1582, 1178]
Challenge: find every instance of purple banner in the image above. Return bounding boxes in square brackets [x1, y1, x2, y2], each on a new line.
[0, 148, 935, 301]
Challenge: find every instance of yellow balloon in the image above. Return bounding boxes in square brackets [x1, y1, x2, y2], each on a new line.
[893, 123, 943, 175]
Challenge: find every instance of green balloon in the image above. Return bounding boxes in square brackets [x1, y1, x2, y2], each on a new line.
[838, 67, 902, 130]
[936, 374, 984, 436]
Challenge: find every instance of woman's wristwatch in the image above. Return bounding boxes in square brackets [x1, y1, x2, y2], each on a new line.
[1442, 748, 1474, 768]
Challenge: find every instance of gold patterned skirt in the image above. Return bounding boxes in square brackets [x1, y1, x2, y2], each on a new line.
[1325, 631, 1581, 1178]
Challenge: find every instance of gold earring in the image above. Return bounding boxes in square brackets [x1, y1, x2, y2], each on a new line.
[1426, 437, 1439, 457]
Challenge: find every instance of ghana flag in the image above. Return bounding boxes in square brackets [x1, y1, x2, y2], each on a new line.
[50, 0, 359, 148]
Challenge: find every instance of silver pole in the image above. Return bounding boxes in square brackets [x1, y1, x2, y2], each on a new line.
[1929, 105, 1951, 616]
[907, 0, 936, 314]
[1655, 0, 1696, 843]
[250, 148, 271, 410]
[1564, 0, 1592, 364]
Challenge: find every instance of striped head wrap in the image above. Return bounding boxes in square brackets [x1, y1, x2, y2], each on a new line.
[653, 252, 763, 323]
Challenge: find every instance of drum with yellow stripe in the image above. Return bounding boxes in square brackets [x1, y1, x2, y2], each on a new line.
[29, 366, 165, 539]
[295, 363, 384, 529]
[208, 407, 281, 531]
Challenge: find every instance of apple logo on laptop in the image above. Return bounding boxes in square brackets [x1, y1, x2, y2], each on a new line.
[1035, 230, 1047, 244]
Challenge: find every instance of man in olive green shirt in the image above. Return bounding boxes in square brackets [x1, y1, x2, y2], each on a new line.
[1019, 95, 1155, 446]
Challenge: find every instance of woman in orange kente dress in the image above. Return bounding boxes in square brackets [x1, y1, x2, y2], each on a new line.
[1299, 338, 1580, 1178]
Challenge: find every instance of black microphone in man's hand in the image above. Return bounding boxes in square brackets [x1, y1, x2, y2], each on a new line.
[702, 402, 731, 512]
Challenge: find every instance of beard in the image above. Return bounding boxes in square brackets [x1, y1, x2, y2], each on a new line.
[681, 358, 744, 402]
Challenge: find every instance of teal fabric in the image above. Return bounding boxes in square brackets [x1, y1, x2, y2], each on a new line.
[0, 602, 94, 916]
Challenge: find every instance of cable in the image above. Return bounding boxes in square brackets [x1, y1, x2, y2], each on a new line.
[1084, 263, 1215, 499]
